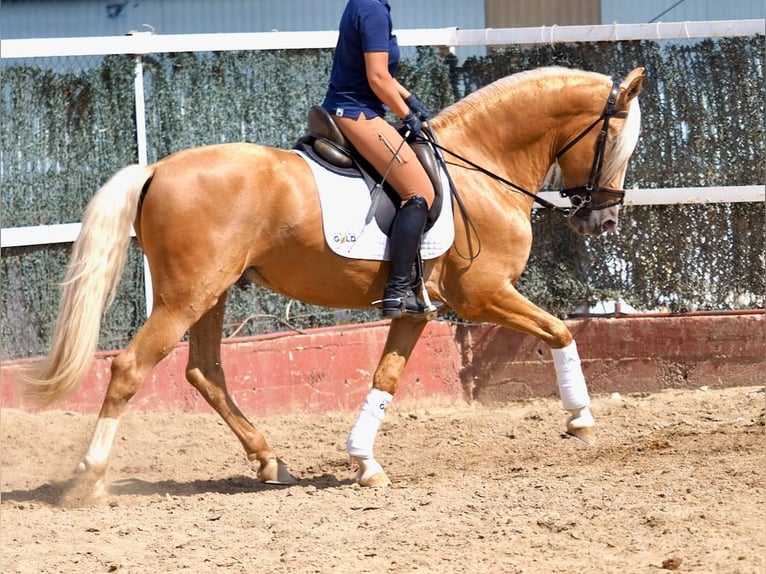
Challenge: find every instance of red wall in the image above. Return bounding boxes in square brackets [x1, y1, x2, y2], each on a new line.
[461, 311, 765, 403]
[0, 321, 463, 416]
[2, 312, 763, 415]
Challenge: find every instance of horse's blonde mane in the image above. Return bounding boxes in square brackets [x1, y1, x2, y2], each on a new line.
[440, 66, 641, 186]
[440, 66, 601, 117]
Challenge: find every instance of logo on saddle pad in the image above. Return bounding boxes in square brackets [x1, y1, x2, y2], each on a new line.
[293, 150, 455, 261]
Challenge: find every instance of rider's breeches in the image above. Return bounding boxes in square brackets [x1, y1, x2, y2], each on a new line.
[335, 112, 434, 208]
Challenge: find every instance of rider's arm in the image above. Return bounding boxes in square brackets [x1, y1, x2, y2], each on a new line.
[364, 51, 410, 120]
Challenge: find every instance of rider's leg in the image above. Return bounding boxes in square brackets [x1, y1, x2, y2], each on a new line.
[334, 113, 434, 207]
[379, 195, 429, 317]
[335, 114, 435, 318]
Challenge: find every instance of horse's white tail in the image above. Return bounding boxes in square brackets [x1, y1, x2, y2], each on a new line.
[22, 164, 154, 406]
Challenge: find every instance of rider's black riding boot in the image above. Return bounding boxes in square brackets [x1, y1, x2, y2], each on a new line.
[379, 195, 431, 319]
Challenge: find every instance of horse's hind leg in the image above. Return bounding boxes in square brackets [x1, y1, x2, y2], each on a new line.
[347, 318, 428, 486]
[70, 305, 191, 505]
[186, 293, 294, 485]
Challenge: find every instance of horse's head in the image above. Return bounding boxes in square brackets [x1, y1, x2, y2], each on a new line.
[554, 67, 645, 236]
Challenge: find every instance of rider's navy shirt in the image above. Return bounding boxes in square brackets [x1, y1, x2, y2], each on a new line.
[322, 0, 400, 119]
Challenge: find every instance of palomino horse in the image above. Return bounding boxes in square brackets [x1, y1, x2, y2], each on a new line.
[23, 66, 645, 502]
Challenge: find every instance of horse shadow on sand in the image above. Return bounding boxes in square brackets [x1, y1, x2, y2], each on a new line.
[2, 472, 355, 507]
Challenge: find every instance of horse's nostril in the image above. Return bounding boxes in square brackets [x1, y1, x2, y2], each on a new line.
[602, 219, 617, 233]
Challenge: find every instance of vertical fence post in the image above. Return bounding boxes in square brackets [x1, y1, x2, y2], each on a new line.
[133, 50, 153, 317]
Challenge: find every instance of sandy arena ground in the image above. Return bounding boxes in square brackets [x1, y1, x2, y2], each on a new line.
[1, 385, 764, 574]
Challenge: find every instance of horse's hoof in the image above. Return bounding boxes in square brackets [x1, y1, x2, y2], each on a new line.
[351, 456, 392, 487]
[60, 474, 109, 507]
[566, 406, 597, 446]
[257, 457, 296, 485]
[58, 460, 110, 507]
[566, 425, 596, 446]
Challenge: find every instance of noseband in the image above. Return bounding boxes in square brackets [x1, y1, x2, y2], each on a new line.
[555, 79, 628, 215]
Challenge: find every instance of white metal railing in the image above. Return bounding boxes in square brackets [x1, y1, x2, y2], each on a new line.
[2, 20, 763, 58]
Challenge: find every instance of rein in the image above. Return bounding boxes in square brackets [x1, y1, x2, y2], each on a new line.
[425, 135, 569, 215]
[425, 78, 629, 220]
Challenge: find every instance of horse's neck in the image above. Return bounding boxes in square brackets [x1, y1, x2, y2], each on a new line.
[432, 86, 562, 191]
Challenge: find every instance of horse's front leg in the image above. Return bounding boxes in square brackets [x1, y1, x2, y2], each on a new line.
[465, 282, 596, 444]
[348, 318, 428, 486]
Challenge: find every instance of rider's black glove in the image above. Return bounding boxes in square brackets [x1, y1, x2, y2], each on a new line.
[403, 111, 423, 139]
[405, 94, 433, 120]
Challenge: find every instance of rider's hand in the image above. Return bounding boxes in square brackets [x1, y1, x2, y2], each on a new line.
[405, 94, 433, 120]
[403, 111, 423, 139]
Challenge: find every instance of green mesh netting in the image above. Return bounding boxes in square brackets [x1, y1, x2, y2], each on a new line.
[1, 56, 147, 359]
[1, 38, 764, 359]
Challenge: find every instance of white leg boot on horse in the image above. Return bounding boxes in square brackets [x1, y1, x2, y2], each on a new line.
[348, 318, 428, 486]
[552, 340, 596, 445]
[347, 388, 393, 487]
[450, 278, 599, 447]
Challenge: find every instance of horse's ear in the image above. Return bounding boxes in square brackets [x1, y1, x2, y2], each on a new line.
[617, 67, 645, 109]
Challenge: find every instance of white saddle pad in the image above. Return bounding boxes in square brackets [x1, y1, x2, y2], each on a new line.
[293, 150, 455, 261]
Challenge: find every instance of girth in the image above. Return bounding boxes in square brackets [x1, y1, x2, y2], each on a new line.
[293, 106, 443, 232]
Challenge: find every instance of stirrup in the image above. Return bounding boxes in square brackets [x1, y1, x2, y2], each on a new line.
[373, 291, 442, 321]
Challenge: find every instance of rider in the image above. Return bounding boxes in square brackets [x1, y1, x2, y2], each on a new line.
[322, 0, 435, 319]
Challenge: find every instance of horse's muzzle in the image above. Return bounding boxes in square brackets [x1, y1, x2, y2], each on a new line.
[568, 206, 619, 236]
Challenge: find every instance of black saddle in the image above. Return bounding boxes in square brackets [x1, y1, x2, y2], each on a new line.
[293, 106, 444, 234]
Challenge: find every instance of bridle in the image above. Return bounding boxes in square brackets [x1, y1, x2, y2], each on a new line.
[425, 77, 630, 220]
[555, 79, 628, 216]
